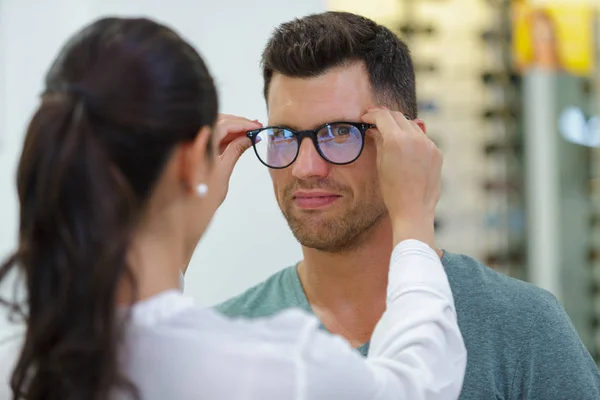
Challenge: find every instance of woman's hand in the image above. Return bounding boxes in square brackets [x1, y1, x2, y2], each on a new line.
[210, 114, 262, 207]
[362, 108, 442, 249]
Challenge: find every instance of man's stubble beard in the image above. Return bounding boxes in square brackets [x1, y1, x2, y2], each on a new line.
[279, 182, 388, 253]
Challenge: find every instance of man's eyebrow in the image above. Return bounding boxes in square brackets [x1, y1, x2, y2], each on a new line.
[266, 120, 359, 130]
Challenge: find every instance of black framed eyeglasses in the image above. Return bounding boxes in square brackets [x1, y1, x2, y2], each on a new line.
[246, 121, 376, 169]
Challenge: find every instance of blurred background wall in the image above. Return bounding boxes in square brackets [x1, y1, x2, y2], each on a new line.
[0, 0, 599, 365]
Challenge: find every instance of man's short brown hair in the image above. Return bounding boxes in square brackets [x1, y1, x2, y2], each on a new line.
[261, 11, 417, 117]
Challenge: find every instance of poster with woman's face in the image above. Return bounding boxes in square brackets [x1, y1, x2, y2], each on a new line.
[530, 10, 560, 69]
[511, 3, 595, 77]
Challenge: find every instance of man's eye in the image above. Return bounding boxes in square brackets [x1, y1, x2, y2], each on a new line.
[335, 127, 351, 136]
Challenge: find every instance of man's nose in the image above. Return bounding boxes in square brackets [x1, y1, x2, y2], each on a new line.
[292, 138, 329, 180]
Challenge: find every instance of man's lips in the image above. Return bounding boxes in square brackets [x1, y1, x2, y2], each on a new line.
[292, 191, 341, 209]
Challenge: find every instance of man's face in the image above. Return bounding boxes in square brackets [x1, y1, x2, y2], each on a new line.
[266, 62, 388, 252]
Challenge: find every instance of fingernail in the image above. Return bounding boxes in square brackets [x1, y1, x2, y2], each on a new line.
[255, 136, 263, 143]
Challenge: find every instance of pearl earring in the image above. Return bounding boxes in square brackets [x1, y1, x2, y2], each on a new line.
[196, 183, 209, 198]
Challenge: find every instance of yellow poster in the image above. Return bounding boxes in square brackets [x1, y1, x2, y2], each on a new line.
[512, 3, 596, 76]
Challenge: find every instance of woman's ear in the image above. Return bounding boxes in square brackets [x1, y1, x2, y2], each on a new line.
[180, 126, 213, 195]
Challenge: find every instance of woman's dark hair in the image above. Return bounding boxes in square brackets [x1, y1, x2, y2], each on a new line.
[0, 17, 218, 400]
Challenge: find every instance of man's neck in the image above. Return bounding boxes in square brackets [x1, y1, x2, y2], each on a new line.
[297, 217, 444, 347]
[297, 217, 394, 347]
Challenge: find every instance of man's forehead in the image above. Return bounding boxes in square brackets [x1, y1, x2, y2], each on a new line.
[267, 106, 373, 130]
[266, 68, 375, 129]
[268, 64, 371, 98]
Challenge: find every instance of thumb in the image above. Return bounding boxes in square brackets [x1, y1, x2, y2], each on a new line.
[219, 136, 253, 178]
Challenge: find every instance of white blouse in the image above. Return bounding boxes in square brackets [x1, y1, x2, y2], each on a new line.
[0, 240, 466, 399]
[118, 240, 466, 399]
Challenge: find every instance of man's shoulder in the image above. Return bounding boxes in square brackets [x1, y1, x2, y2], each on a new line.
[444, 252, 600, 398]
[214, 265, 303, 319]
[443, 251, 558, 322]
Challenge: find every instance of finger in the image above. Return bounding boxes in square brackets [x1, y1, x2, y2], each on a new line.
[217, 120, 262, 139]
[386, 112, 433, 150]
[216, 121, 262, 154]
[361, 109, 406, 143]
[218, 129, 247, 155]
[216, 114, 262, 136]
[388, 111, 414, 134]
[219, 136, 253, 178]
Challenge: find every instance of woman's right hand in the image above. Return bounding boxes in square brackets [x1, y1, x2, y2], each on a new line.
[211, 114, 262, 207]
[361, 108, 443, 249]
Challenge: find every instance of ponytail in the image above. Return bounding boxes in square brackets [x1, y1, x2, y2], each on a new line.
[0, 91, 140, 400]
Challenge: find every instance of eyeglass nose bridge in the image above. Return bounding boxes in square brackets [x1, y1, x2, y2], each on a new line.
[292, 123, 372, 165]
[293, 128, 330, 162]
[294, 128, 321, 144]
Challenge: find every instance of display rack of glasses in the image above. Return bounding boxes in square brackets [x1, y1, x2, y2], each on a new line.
[392, 0, 446, 245]
[393, 0, 473, 258]
[388, 0, 527, 269]
[477, 0, 527, 279]
[590, 25, 600, 364]
[591, 144, 600, 364]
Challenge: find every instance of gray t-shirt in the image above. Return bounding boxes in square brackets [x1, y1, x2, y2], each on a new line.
[216, 251, 600, 399]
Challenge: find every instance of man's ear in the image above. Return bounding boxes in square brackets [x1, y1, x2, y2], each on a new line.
[414, 118, 427, 134]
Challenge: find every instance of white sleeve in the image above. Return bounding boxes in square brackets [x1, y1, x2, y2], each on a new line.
[120, 240, 465, 400]
[291, 239, 466, 400]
